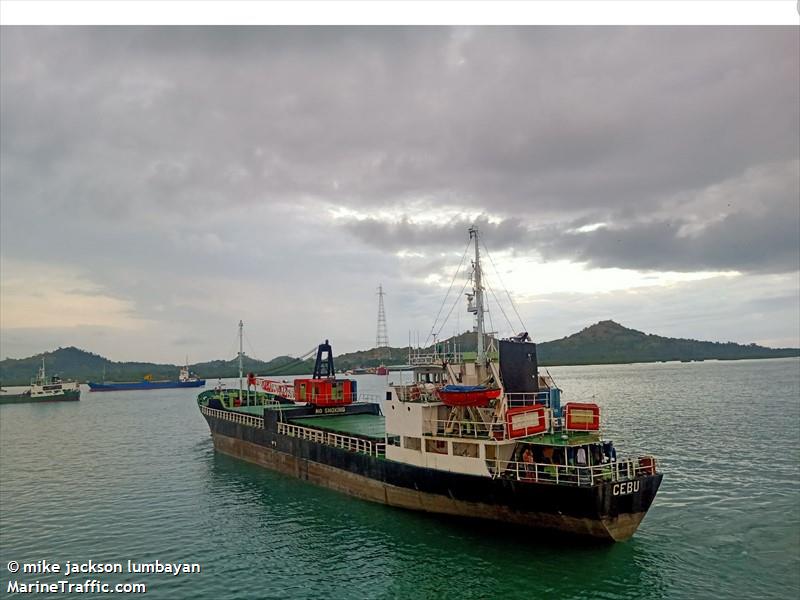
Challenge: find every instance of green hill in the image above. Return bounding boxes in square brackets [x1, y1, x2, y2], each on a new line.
[0, 347, 178, 386]
[536, 320, 799, 365]
[1, 321, 797, 385]
[0, 347, 315, 386]
[341, 323, 799, 367]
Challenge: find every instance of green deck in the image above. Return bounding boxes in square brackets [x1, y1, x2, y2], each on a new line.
[521, 431, 602, 446]
[289, 414, 386, 440]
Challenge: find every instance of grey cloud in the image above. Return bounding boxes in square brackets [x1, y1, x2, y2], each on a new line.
[340, 158, 800, 274]
[536, 159, 800, 274]
[3, 27, 797, 222]
[343, 215, 531, 253]
[1, 26, 798, 360]
[538, 201, 800, 274]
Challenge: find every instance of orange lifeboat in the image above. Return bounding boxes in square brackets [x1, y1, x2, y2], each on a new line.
[436, 385, 501, 407]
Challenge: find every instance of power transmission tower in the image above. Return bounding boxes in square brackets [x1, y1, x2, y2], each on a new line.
[376, 284, 389, 355]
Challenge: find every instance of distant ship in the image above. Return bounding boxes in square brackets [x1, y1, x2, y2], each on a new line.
[197, 227, 662, 541]
[0, 359, 81, 405]
[88, 365, 205, 392]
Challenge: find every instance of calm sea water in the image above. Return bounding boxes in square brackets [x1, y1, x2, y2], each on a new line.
[1, 358, 798, 599]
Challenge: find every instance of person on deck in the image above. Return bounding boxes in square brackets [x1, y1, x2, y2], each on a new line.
[576, 446, 589, 485]
[542, 447, 557, 480]
[521, 447, 535, 480]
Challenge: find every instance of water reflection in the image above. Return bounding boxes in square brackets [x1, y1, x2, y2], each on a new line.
[2, 360, 797, 599]
[202, 446, 667, 600]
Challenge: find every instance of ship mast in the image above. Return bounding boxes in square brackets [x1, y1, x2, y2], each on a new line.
[469, 225, 486, 364]
[238, 320, 244, 401]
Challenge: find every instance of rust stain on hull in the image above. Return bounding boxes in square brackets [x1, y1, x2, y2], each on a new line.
[211, 432, 643, 541]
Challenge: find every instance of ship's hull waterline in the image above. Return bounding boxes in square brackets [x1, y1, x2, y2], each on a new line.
[203, 413, 662, 542]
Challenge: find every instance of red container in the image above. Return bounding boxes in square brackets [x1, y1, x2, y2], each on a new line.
[294, 378, 355, 407]
[506, 405, 547, 438]
[564, 402, 600, 431]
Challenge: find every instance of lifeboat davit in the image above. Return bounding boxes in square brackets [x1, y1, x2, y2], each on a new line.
[436, 385, 502, 407]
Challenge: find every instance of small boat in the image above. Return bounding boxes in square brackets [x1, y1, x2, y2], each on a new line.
[436, 384, 501, 407]
[0, 359, 80, 405]
[375, 365, 389, 376]
[88, 365, 205, 392]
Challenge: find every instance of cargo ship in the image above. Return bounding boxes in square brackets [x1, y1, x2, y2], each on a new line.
[0, 359, 80, 405]
[198, 227, 662, 541]
[89, 365, 204, 392]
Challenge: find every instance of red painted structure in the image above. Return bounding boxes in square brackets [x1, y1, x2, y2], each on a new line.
[506, 405, 548, 438]
[436, 387, 501, 408]
[564, 402, 601, 431]
[294, 378, 356, 407]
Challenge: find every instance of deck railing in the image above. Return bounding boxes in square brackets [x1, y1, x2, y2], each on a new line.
[504, 391, 552, 406]
[493, 456, 657, 486]
[200, 405, 265, 428]
[393, 384, 438, 403]
[211, 391, 379, 408]
[253, 378, 295, 400]
[201, 405, 386, 457]
[247, 380, 381, 404]
[425, 418, 506, 440]
[277, 422, 386, 458]
[408, 351, 464, 365]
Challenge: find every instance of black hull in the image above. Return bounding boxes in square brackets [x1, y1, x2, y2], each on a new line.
[202, 411, 661, 541]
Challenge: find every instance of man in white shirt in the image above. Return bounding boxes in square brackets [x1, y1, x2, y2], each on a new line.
[576, 446, 588, 484]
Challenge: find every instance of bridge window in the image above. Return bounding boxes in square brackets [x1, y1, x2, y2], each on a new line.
[452, 442, 478, 458]
[425, 439, 448, 455]
[403, 436, 421, 451]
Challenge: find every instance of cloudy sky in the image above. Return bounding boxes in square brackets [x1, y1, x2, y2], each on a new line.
[1, 26, 798, 363]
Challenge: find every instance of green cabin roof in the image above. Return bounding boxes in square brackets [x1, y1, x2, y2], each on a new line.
[520, 431, 602, 447]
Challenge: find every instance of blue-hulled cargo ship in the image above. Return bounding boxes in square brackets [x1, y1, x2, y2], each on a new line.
[197, 227, 662, 541]
[89, 366, 205, 392]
